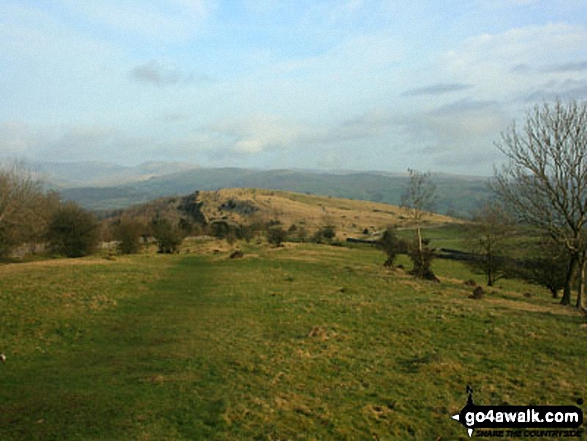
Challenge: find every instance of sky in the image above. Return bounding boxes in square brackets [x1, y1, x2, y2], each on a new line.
[1, 0, 586, 176]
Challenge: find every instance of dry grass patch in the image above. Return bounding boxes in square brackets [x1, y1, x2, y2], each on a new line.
[198, 188, 459, 237]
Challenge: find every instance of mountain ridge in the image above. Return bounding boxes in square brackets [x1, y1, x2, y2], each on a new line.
[46, 163, 491, 217]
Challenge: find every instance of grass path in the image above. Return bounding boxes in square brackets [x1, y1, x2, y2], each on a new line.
[1, 256, 232, 440]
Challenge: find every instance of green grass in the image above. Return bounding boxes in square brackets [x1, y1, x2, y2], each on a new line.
[1, 244, 585, 440]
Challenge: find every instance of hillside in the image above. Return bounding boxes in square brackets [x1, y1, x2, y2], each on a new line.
[1, 240, 585, 440]
[105, 188, 458, 240]
[59, 167, 491, 216]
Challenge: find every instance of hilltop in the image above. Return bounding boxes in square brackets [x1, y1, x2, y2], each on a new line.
[105, 188, 458, 240]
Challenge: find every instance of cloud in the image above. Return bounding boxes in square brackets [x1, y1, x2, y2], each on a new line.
[0, 122, 149, 164]
[207, 115, 307, 154]
[40, 126, 151, 163]
[308, 108, 396, 145]
[522, 78, 587, 102]
[402, 82, 472, 97]
[544, 60, 587, 73]
[130, 59, 208, 86]
[0, 121, 41, 158]
[399, 99, 509, 152]
[441, 23, 587, 100]
[511, 60, 587, 74]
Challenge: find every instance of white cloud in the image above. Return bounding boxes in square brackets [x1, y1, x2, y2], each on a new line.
[440, 23, 587, 100]
[208, 115, 308, 154]
[0, 122, 42, 157]
[0, 121, 154, 164]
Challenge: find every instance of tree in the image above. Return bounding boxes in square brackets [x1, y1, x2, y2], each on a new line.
[465, 201, 514, 286]
[401, 169, 437, 279]
[267, 225, 287, 247]
[113, 218, 144, 255]
[401, 169, 436, 253]
[518, 237, 571, 298]
[0, 163, 57, 257]
[492, 99, 587, 308]
[47, 202, 100, 257]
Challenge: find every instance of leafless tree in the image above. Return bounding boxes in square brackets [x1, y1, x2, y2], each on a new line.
[0, 162, 57, 257]
[465, 201, 514, 286]
[492, 99, 587, 308]
[401, 168, 436, 254]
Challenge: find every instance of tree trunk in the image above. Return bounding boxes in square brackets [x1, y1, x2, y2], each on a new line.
[576, 256, 586, 309]
[416, 223, 422, 253]
[561, 253, 577, 306]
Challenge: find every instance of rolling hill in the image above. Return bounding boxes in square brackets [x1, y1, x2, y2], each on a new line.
[57, 166, 491, 216]
[109, 188, 458, 239]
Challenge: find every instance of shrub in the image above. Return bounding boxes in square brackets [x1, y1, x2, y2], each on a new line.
[152, 218, 183, 254]
[237, 224, 256, 243]
[376, 227, 405, 268]
[47, 202, 100, 257]
[113, 219, 144, 255]
[469, 286, 485, 299]
[312, 225, 336, 244]
[408, 242, 437, 281]
[267, 226, 287, 247]
[210, 220, 231, 239]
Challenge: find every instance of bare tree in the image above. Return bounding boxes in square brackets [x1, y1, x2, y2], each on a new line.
[517, 236, 571, 299]
[401, 168, 436, 254]
[401, 169, 437, 279]
[465, 201, 514, 286]
[0, 163, 56, 257]
[492, 99, 587, 308]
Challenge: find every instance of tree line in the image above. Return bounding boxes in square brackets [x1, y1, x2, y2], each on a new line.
[0, 163, 101, 258]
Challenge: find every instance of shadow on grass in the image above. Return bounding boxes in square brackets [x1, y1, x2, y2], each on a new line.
[0, 256, 229, 441]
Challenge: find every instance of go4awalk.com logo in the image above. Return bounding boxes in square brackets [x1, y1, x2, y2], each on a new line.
[451, 386, 584, 438]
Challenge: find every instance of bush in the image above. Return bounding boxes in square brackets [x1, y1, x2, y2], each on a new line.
[469, 286, 485, 299]
[113, 219, 144, 255]
[408, 242, 437, 280]
[267, 226, 287, 247]
[47, 202, 100, 257]
[210, 220, 231, 239]
[237, 224, 256, 243]
[376, 227, 405, 268]
[152, 218, 183, 254]
[312, 225, 336, 244]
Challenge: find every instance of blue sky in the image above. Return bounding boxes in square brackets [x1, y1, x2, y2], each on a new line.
[1, 0, 586, 175]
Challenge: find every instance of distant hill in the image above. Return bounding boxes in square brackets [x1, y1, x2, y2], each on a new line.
[59, 167, 491, 217]
[30, 160, 198, 188]
[103, 188, 459, 240]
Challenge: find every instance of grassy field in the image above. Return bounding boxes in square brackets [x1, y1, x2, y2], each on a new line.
[1, 241, 585, 440]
